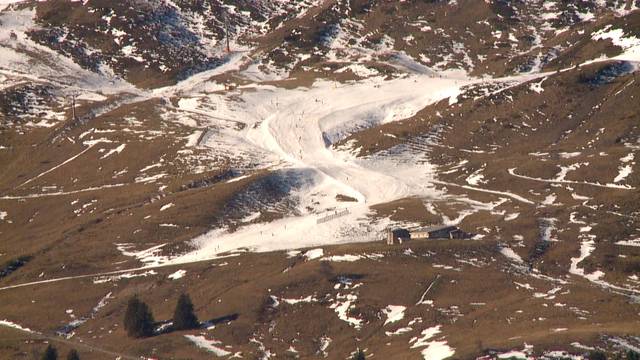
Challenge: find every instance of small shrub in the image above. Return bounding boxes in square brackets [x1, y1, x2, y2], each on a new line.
[589, 350, 607, 360]
[0, 255, 31, 279]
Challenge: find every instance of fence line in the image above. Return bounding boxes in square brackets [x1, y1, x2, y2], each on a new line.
[316, 209, 350, 224]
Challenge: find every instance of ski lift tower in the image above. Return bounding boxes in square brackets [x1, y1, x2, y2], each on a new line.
[224, 13, 231, 53]
[70, 92, 78, 121]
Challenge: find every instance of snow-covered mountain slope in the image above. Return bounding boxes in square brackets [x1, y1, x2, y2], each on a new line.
[3, 0, 639, 88]
[1, 1, 640, 359]
[1, 0, 323, 88]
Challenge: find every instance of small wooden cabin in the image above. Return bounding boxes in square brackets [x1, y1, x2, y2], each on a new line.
[410, 225, 467, 240]
[386, 225, 469, 245]
[386, 228, 410, 245]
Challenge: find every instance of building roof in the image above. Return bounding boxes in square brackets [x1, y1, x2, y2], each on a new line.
[411, 225, 458, 233]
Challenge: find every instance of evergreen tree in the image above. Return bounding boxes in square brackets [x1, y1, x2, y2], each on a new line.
[590, 351, 607, 360]
[172, 293, 199, 331]
[66, 349, 80, 360]
[123, 295, 155, 338]
[351, 348, 365, 360]
[41, 344, 58, 360]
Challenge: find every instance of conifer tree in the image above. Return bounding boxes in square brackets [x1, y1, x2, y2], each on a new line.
[351, 348, 365, 360]
[123, 295, 155, 338]
[172, 293, 199, 331]
[590, 351, 607, 360]
[66, 349, 80, 360]
[41, 344, 58, 360]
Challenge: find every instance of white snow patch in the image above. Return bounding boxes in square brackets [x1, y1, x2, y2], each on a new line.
[559, 152, 581, 159]
[281, 295, 317, 305]
[542, 194, 557, 205]
[593, 26, 640, 61]
[168, 269, 186, 280]
[569, 237, 605, 282]
[465, 169, 486, 186]
[76, 92, 107, 102]
[498, 350, 530, 359]
[500, 247, 524, 263]
[303, 248, 324, 260]
[410, 325, 455, 360]
[386, 327, 413, 336]
[116, 243, 168, 267]
[616, 238, 640, 247]
[226, 174, 250, 183]
[135, 173, 166, 183]
[621, 153, 635, 163]
[100, 144, 126, 159]
[92, 270, 157, 284]
[185, 130, 203, 147]
[160, 203, 174, 211]
[330, 293, 362, 328]
[184, 335, 231, 357]
[383, 305, 406, 325]
[614, 165, 633, 183]
[322, 254, 363, 262]
[504, 213, 519, 221]
[529, 77, 546, 93]
[0, 319, 34, 333]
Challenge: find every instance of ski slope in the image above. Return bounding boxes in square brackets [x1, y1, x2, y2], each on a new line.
[168, 73, 471, 264]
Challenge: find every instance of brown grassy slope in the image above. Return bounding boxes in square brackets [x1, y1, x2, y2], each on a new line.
[0, 94, 280, 284]
[1, 241, 639, 360]
[340, 60, 640, 291]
